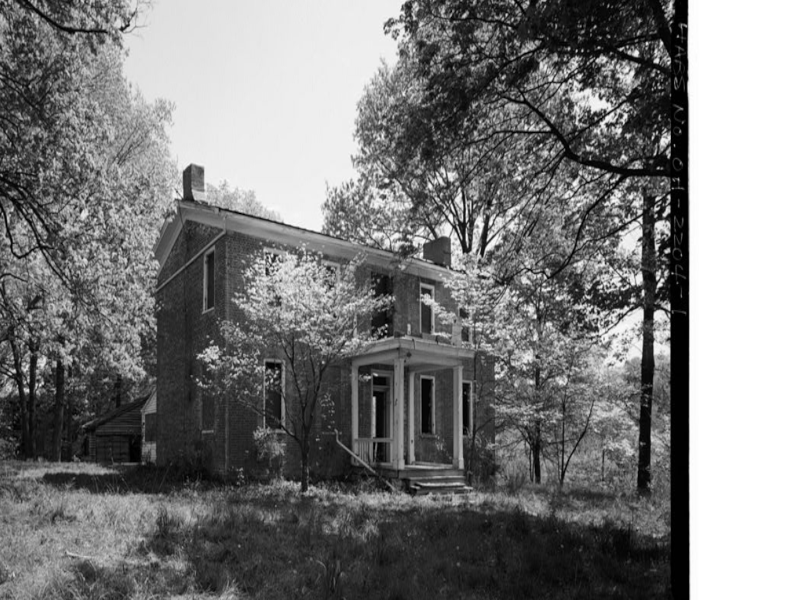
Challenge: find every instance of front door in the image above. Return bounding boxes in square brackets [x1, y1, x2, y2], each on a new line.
[371, 373, 392, 462]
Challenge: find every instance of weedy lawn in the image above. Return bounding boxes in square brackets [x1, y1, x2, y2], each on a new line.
[0, 462, 670, 599]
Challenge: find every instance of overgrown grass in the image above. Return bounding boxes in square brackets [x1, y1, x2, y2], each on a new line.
[0, 461, 670, 599]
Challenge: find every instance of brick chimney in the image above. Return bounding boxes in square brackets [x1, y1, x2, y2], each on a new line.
[182, 164, 206, 202]
[422, 236, 451, 268]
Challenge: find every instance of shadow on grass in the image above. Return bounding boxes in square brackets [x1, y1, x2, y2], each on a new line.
[134, 492, 670, 600]
[40, 464, 216, 495]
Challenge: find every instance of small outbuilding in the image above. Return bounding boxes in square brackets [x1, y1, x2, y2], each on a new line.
[82, 395, 149, 463]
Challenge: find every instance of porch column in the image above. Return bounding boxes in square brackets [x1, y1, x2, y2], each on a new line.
[453, 365, 464, 469]
[393, 357, 405, 470]
[407, 371, 415, 465]
[351, 364, 358, 464]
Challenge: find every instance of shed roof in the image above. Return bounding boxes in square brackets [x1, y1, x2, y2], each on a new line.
[82, 394, 150, 433]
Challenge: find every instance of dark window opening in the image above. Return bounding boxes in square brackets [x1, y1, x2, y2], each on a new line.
[462, 382, 472, 436]
[265, 361, 284, 429]
[371, 273, 394, 338]
[421, 377, 434, 434]
[204, 250, 215, 310]
[420, 284, 434, 334]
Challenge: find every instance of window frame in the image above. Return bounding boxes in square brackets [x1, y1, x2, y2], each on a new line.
[420, 375, 436, 435]
[263, 359, 286, 429]
[203, 247, 216, 312]
[420, 282, 435, 334]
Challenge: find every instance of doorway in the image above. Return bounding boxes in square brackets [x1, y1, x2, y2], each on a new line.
[371, 372, 392, 462]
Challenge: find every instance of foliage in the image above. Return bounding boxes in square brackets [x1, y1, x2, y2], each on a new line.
[199, 250, 392, 492]
[253, 426, 286, 481]
[206, 181, 283, 222]
[380, 0, 674, 497]
[0, 2, 175, 459]
[385, 0, 672, 180]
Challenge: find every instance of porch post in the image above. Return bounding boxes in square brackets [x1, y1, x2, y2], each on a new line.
[393, 357, 405, 470]
[407, 371, 415, 465]
[453, 365, 464, 469]
[351, 364, 358, 464]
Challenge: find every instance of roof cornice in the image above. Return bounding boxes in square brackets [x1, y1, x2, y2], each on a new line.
[155, 200, 455, 281]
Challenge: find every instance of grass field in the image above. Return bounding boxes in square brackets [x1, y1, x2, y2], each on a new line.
[0, 461, 670, 599]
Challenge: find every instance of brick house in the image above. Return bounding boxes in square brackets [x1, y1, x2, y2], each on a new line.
[153, 165, 494, 489]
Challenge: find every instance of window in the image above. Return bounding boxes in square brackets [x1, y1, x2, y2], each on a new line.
[462, 381, 473, 436]
[421, 376, 435, 434]
[322, 259, 340, 281]
[203, 249, 215, 311]
[420, 283, 434, 334]
[371, 273, 394, 338]
[264, 360, 284, 429]
[144, 413, 158, 442]
[265, 248, 288, 274]
[459, 308, 471, 344]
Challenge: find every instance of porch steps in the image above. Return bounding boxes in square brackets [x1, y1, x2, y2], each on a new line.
[370, 465, 473, 496]
[404, 473, 472, 496]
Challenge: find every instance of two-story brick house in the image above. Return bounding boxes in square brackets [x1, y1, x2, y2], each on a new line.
[154, 165, 493, 489]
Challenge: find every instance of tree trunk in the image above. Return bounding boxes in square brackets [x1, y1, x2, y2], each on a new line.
[28, 348, 38, 458]
[637, 192, 656, 496]
[533, 364, 542, 484]
[52, 359, 65, 462]
[9, 337, 31, 458]
[66, 382, 73, 456]
[300, 436, 310, 493]
[533, 422, 542, 484]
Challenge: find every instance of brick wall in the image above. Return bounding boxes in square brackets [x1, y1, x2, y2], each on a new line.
[156, 221, 225, 471]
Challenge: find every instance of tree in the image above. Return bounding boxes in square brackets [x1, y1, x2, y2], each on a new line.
[0, 6, 174, 459]
[0, 0, 144, 284]
[199, 251, 391, 492]
[383, 0, 673, 494]
[206, 181, 283, 222]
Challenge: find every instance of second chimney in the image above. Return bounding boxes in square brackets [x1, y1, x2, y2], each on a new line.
[422, 236, 452, 268]
[182, 164, 207, 202]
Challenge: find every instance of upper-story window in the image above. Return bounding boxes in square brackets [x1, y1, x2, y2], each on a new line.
[203, 248, 215, 311]
[459, 308, 472, 344]
[264, 359, 285, 429]
[420, 283, 434, 334]
[371, 272, 394, 338]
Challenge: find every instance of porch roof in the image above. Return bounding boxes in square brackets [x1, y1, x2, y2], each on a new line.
[351, 336, 474, 371]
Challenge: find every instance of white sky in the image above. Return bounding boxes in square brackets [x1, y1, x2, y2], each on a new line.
[124, 0, 403, 232]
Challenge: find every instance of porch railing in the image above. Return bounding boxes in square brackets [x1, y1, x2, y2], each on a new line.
[353, 437, 392, 465]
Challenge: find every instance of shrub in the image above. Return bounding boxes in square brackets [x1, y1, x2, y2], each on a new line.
[253, 427, 285, 481]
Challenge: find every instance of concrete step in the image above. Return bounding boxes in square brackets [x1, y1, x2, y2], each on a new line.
[409, 480, 473, 496]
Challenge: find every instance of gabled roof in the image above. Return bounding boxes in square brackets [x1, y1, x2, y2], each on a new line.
[154, 200, 454, 281]
[82, 394, 150, 432]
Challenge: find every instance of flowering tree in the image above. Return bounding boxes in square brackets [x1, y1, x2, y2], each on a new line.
[199, 250, 391, 492]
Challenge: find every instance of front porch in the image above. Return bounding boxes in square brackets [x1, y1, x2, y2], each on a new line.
[348, 337, 475, 484]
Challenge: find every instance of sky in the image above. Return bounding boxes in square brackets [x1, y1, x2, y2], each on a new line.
[124, 0, 404, 232]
